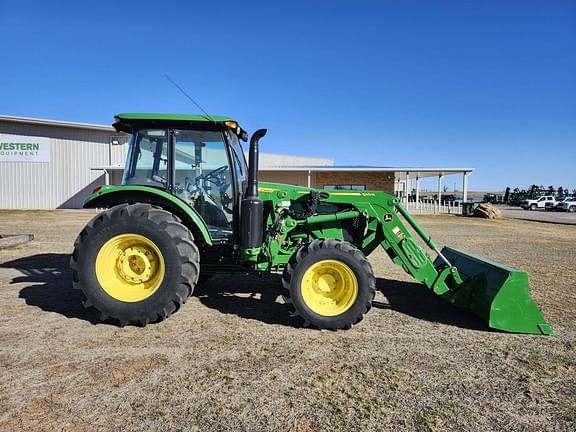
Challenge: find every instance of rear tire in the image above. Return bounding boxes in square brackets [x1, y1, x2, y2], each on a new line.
[70, 203, 200, 326]
[282, 239, 375, 330]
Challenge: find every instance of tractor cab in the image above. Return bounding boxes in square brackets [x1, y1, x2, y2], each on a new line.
[113, 113, 249, 241]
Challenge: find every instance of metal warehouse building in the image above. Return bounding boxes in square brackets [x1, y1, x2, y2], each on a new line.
[0, 115, 473, 210]
[0, 115, 129, 209]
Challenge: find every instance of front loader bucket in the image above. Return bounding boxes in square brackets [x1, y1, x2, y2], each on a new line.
[435, 247, 553, 335]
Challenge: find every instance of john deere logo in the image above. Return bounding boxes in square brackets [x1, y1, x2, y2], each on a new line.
[0, 135, 50, 162]
[384, 214, 393, 222]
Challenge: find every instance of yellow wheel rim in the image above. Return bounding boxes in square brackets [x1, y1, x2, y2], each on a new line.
[95, 234, 165, 302]
[301, 259, 358, 316]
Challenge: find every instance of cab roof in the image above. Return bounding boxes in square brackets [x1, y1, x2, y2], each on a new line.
[113, 113, 247, 140]
[115, 113, 235, 123]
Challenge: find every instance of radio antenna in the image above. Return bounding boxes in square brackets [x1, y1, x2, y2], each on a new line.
[164, 74, 215, 123]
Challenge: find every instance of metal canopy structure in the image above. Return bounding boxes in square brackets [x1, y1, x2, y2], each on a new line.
[390, 167, 474, 205]
[258, 166, 475, 204]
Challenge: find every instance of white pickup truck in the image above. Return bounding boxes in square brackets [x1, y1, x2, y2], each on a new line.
[546, 197, 572, 211]
[521, 195, 556, 210]
[556, 197, 576, 212]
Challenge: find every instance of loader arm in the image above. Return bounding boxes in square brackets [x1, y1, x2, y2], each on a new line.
[258, 186, 553, 336]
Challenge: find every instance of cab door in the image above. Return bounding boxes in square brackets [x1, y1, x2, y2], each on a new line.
[171, 129, 234, 241]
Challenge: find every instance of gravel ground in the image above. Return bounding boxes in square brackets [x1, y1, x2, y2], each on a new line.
[497, 205, 576, 225]
[0, 210, 575, 432]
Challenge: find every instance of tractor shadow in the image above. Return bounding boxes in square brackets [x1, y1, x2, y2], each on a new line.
[194, 274, 299, 327]
[1, 253, 486, 331]
[374, 277, 487, 331]
[1, 253, 101, 324]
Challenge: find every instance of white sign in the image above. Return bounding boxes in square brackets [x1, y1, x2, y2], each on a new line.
[0, 134, 50, 162]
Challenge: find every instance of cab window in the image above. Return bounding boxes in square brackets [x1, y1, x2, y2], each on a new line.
[172, 129, 233, 240]
[123, 129, 168, 188]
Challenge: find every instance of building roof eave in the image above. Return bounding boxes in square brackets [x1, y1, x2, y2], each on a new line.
[0, 114, 115, 132]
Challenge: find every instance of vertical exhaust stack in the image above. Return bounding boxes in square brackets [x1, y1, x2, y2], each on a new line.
[241, 129, 267, 249]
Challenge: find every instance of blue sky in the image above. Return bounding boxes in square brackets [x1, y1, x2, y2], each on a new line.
[1, 0, 574, 191]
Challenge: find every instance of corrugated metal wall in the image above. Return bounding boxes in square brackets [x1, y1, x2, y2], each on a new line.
[258, 152, 332, 168]
[0, 121, 128, 209]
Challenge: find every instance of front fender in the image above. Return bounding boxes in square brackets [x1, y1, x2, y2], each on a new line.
[84, 185, 213, 246]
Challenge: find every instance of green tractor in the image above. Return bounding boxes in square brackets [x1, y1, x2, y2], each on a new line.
[71, 113, 553, 334]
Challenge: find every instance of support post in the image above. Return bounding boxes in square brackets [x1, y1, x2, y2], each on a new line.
[405, 172, 410, 207]
[307, 170, 311, 188]
[437, 174, 443, 212]
[463, 172, 469, 202]
[416, 176, 420, 209]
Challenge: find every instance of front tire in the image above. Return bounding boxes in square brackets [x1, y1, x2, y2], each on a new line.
[530, 204, 537, 211]
[70, 203, 200, 326]
[282, 239, 375, 330]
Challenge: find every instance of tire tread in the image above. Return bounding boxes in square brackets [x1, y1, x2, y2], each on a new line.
[281, 239, 375, 330]
[70, 203, 199, 326]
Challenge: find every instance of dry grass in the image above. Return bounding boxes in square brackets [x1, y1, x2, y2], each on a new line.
[0, 210, 575, 431]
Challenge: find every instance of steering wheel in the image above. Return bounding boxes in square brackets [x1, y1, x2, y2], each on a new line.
[196, 165, 233, 213]
[199, 165, 229, 187]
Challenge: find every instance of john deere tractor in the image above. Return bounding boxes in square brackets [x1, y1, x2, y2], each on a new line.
[71, 113, 553, 334]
